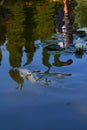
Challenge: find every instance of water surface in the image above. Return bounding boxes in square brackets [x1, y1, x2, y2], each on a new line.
[0, 0, 87, 130]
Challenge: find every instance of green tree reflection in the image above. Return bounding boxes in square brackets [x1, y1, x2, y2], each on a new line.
[0, 6, 6, 46]
[34, 0, 56, 40]
[42, 48, 52, 73]
[9, 69, 24, 90]
[23, 3, 36, 66]
[0, 24, 6, 46]
[6, 2, 36, 67]
[42, 47, 73, 73]
[6, 2, 25, 68]
[74, 0, 87, 27]
[0, 48, 2, 66]
[0, 5, 7, 66]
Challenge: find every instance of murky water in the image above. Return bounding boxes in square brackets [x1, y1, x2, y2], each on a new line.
[0, 0, 87, 130]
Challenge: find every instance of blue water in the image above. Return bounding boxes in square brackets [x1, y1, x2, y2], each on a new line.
[0, 1, 87, 129]
[0, 43, 87, 130]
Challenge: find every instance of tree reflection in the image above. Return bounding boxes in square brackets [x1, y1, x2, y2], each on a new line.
[0, 5, 6, 45]
[55, 2, 64, 33]
[42, 47, 73, 73]
[6, 2, 25, 68]
[52, 0, 77, 47]
[6, 2, 37, 67]
[34, 0, 56, 40]
[62, 0, 77, 47]
[74, 1, 87, 27]
[52, 55, 73, 66]
[9, 69, 24, 90]
[0, 48, 2, 66]
[23, 3, 36, 66]
[0, 24, 6, 46]
[0, 0, 87, 91]
[0, 5, 7, 66]
[42, 48, 52, 72]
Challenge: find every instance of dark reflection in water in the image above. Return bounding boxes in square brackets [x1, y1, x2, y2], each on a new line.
[42, 48, 52, 72]
[42, 47, 73, 73]
[55, 3, 64, 33]
[62, 0, 77, 47]
[0, 5, 7, 65]
[6, 2, 25, 67]
[34, 1, 55, 40]
[9, 69, 24, 90]
[0, 0, 87, 85]
[74, 1, 87, 27]
[0, 48, 2, 66]
[0, 23, 6, 46]
[0, 6, 6, 46]
[5, 2, 36, 67]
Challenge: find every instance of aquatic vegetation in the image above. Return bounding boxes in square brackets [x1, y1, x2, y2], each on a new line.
[34, 31, 87, 56]
[74, 38, 87, 54]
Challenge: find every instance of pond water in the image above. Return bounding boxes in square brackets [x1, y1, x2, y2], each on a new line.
[0, 0, 87, 130]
